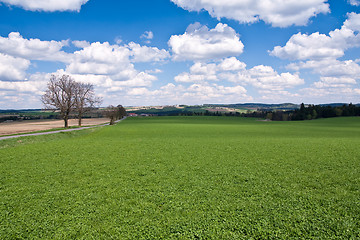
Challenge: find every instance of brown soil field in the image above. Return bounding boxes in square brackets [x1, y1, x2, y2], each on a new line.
[0, 118, 109, 136]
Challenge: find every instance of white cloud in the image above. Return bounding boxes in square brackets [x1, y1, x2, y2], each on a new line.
[122, 82, 252, 106]
[146, 69, 163, 74]
[170, 0, 329, 27]
[127, 42, 170, 62]
[0, 32, 69, 62]
[65, 41, 162, 90]
[292, 59, 360, 90]
[169, 23, 244, 61]
[245, 65, 304, 90]
[175, 72, 217, 83]
[140, 31, 154, 40]
[259, 89, 300, 101]
[175, 58, 304, 91]
[175, 62, 218, 82]
[67, 42, 169, 76]
[349, 0, 360, 6]
[0, 53, 30, 81]
[299, 85, 360, 103]
[0, 32, 171, 108]
[0, 72, 49, 97]
[114, 72, 157, 87]
[271, 13, 360, 61]
[218, 57, 246, 71]
[0, 0, 89, 12]
[344, 12, 360, 32]
[271, 13, 360, 96]
[187, 83, 251, 103]
[66, 42, 131, 75]
[72, 40, 90, 48]
[289, 59, 360, 80]
[128, 87, 151, 96]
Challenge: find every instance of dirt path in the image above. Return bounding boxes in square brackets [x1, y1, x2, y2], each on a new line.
[0, 117, 126, 141]
[0, 118, 109, 136]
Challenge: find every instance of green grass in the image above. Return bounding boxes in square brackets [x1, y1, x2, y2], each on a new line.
[1, 116, 360, 239]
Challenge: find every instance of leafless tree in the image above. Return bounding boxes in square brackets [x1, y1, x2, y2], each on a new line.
[117, 105, 127, 119]
[74, 83, 102, 126]
[105, 105, 127, 125]
[41, 74, 77, 128]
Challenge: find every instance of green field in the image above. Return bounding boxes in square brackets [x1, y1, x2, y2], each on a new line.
[1, 116, 360, 239]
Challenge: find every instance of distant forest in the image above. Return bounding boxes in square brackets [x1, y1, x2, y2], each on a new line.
[180, 103, 360, 121]
[0, 109, 104, 123]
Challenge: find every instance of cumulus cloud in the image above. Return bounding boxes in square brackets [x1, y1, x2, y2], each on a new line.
[72, 40, 90, 48]
[0, 72, 54, 108]
[299, 85, 360, 103]
[0, 32, 69, 62]
[288, 59, 360, 91]
[122, 82, 252, 106]
[140, 31, 154, 40]
[169, 23, 244, 61]
[343, 12, 360, 32]
[245, 65, 304, 90]
[127, 42, 170, 62]
[0, 0, 89, 12]
[114, 72, 157, 87]
[67, 41, 169, 76]
[289, 59, 360, 79]
[0, 72, 49, 95]
[218, 57, 246, 71]
[175, 57, 304, 91]
[271, 13, 360, 61]
[270, 30, 360, 61]
[271, 13, 360, 91]
[0, 53, 30, 81]
[128, 87, 151, 96]
[66, 42, 131, 75]
[146, 69, 163, 74]
[349, 0, 360, 6]
[65, 41, 166, 90]
[170, 0, 329, 27]
[175, 62, 218, 82]
[0, 32, 171, 108]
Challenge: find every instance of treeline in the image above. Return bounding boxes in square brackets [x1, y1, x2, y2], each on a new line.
[0, 114, 58, 123]
[289, 103, 360, 121]
[177, 103, 360, 121]
[0, 110, 59, 123]
[177, 110, 263, 117]
[0, 109, 107, 123]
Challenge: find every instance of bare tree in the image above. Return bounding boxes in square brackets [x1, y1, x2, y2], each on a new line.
[105, 105, 127, 125]
[74, 83, 102, 126]
[116, 105, 127, 119]
[41, 74, 77, 128]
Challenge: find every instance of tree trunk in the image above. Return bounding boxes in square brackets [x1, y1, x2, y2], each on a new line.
[64, 116, 69, 128]
[78, 114, 82, 127]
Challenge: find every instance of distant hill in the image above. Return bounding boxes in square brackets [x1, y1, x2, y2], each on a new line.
[203, 103, 300, 111]
[126, 103, 360, 115]
[127, 103, 301, 115]
[2, 103, 359, 116]
[0, 109, 42, 113]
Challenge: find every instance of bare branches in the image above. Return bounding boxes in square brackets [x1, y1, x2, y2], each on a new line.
[41, 74, 77, 128]
[41, 74, 102, 128]
[74, 82, 102, 126]
[105, 105, 127, 125]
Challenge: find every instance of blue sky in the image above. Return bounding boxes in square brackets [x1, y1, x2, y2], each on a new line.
[0, 0, 359, 108]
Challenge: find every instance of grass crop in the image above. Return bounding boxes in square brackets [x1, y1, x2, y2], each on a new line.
[1, 116, 360, 239]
